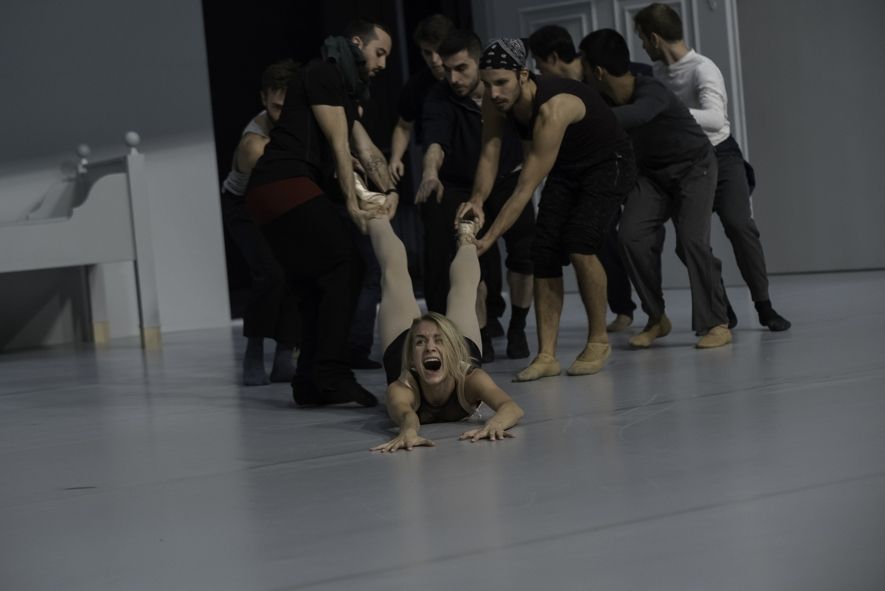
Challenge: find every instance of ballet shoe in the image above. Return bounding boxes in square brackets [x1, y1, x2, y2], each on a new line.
[353, 172, 386, 210]
[456, 212, 480, 244]
[514, 353, 561, 382]
[696, 325, 732, 349]
[566, 343, 611, 376]
[606, 314, 633, 333]
[629, 315, 672, 349]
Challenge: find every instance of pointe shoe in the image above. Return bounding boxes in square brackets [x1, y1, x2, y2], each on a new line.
[514, 353, 561, 382]
[696, 324, 732, 349]
[629, 315, 672, 348]
[353, 172, 387, 209]
[456, 212, 481, 244]
[567, 343, 611, 376]
[606, 314, 633, 333]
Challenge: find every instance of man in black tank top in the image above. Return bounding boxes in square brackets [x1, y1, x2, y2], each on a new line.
[457, 38, 637, 382]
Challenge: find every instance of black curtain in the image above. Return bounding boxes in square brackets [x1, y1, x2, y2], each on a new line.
[201, 0, 472, 315]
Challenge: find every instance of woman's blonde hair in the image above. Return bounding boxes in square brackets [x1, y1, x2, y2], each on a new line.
[399, 312, 473, 399]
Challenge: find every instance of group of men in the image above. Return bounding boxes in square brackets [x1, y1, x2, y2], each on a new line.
[221, 3, 790, 404]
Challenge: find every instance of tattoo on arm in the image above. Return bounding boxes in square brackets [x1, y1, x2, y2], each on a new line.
[365, 156, 394, 191]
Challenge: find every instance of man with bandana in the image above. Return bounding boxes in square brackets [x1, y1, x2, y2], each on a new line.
[457, 38, 637, 381]
[246, 19, 397, 407]
[418, 29, 535, 362]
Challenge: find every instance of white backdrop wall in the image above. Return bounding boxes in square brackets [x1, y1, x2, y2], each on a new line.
[0, 0, 230, 350]
[737, 0, 885, 273]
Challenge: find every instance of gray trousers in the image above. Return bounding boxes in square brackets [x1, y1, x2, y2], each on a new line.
[619, 148, 728, 333]
[712, 136, 770, 303]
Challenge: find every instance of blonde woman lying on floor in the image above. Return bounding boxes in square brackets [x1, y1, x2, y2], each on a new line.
[354, 178, 523, 452]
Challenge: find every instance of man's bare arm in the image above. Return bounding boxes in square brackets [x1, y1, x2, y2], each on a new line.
[474, 94, 583, 254]
[416, 143, 445, 204]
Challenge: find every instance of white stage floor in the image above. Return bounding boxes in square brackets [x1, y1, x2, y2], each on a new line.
[2, 271, 884, 590]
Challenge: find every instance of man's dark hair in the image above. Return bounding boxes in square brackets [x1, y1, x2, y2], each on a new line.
[260, 58, 300, 92]
[633, 3, 684, 42]
[579, 29, 631, 76]
[437, 29, 483, 61]
[527, 25, 578, 62]
[344, 18, 391, 43]
[413, 13, 454, 46]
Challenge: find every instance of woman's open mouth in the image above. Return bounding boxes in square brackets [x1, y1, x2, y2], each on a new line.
[422, 357, 442, 371]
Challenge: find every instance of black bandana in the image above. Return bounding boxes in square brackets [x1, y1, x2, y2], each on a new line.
[321, 36, 370, 102]
[479, 38, 527, 70]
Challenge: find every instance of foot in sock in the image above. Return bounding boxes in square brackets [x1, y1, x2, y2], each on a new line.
[506, 329, 530, 359]
[506, 306, 530, 358]
[243, 337, 270, 386]
[292, 377, 321, 406]
[481, 328, 496, 363]
[514, 353, 561, 382]
[269, 344, 296, 383]
[727, 301, 738, 329]
[486, 317, 505, 338]
[756, 300, 791, 332]
[567, 343, 611, 376]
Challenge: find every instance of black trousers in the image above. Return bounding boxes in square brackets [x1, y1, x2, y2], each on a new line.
[597, 207, 638, 317]
[619, 148, 728, 333]
[220, 190, 299, 343]
[261, 195, 363, 391]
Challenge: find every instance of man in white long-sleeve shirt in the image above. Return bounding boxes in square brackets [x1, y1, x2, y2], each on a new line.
[633, 3, 791, 332]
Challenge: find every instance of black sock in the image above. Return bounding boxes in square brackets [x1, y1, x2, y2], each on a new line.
[755, 300, 791, 331]
[243, 337, 269, 386]
[755, 300, 774, 318]
[508, 306, 530, 334]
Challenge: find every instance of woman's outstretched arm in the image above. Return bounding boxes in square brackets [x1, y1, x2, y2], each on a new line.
[460, 370, 524, 442]
[370, 382, 435, 453]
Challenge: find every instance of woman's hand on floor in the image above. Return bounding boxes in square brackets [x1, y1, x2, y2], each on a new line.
[459, 424, 515, 442]
[370, 432, 435, 453]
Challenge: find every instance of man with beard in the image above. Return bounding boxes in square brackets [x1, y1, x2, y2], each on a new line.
[387, 13, 453, 183]
[634, 3, 790, 332]
[458, 38, 637, 381]
[527, 25, 640, 334]
[417, 29, 535, 362]
[246, 19, 397, 407]
[220, 59, 301, 386]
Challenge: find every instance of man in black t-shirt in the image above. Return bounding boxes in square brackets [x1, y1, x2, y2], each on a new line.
[458, 38, 637, 382]
[418, 30, 535, 362]
[387, 14, 452, 183]
[247, 19, 399, 407]
[581, 29, 731, 349]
